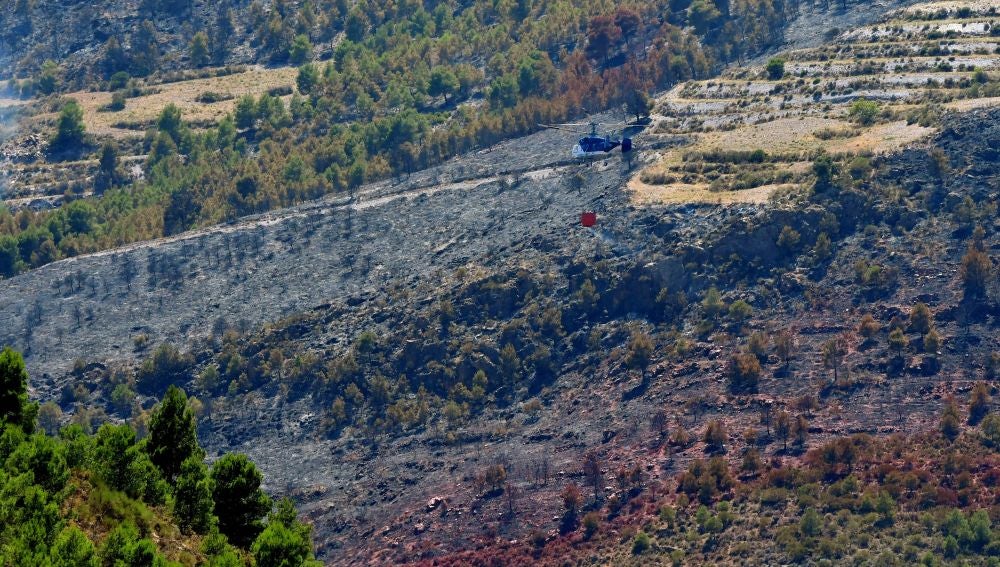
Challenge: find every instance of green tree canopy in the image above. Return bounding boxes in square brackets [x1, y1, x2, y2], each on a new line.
[157, 103, 185, 144]
[190, 32, 210, 67]
[428, 66, 459, 104]
[289, 34, 313, 65]
[234, 95, 258, 130]
[173, 455, 215, 534]
[848, 99, 880, 125]
[49, 526, 99, 567]
[100, 522, 166, 567]
[211, 453, 272, 548]
[0, 347, 37, 433]
[252, 519, 319, 567]
[37, 60, 61, 95]
[625, 89, 653, 121]
[50, 100, 86, 152]
[97, 142, 119, 192]
[765, 57, 785, 80]
[93, 423, 165, 502]
[147, 385, 204, 483]
[6, 433, 69, 493]
[296, 63, 319, 94]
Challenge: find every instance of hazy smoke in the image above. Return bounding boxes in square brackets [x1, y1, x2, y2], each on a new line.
[0, 44, 11, 202]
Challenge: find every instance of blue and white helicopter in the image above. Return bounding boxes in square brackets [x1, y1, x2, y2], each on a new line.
[539, 121, 633, 159]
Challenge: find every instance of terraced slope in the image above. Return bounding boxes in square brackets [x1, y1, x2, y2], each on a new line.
[632, 0, 1000, 205]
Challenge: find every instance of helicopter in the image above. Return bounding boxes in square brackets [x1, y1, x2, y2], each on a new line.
[538, 122, 633, 159]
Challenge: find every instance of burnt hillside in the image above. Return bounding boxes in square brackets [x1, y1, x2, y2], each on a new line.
[32, 106, 999, 562]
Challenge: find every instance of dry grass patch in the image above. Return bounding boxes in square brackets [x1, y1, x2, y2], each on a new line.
[627, 177, 785, 205]
[0, 97, 29, 109]
[825, 121, 934, 154]
[945, 96, 1000, 110]
[901, 0, 1000, 14]
[63, 66, 297, 138]
[699, 117, 846, 154]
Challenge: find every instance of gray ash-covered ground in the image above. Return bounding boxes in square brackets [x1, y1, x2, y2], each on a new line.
[2, 116, 643, 390]
[222, 108, 998, 563]
[4, 103, 999, 564]
[773, 0, 928, 54]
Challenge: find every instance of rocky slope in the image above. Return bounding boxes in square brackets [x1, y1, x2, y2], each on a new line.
[17, 105, 997, 563]
[3, 113, 639, 389]
[3, 1, 998, 563]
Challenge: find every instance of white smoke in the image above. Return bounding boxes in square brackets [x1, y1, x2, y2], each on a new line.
[0, 43, 12, 202]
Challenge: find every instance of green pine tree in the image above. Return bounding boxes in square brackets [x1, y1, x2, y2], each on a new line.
[147, 385, 204, 483]
[190, 32, 210, 67]
[252, 520, 319, 567]
[0, 347, 37, 433]
[49, 526, 98, 567]
[173, 455, 215, 534]
[211, 453, 272, 548]
[51, 99, 86, 151]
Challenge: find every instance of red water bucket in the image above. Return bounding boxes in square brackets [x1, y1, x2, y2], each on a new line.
[580, 211, 597, 227]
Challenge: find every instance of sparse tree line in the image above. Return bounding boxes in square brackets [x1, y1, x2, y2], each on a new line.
[469, 392, 1000, 564]
[494, 361, 1000, 563]
[0, 0, 807, 279]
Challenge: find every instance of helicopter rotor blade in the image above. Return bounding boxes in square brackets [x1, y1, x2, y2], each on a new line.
[538, 123, 589, 135]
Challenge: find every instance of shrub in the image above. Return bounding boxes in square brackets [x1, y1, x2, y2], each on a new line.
[106, 91, 126, 111]
[561, 483, 582, 520]
[742, 449, 763, 473]
[704, 419, 728, 450]
[136, 344, 194, 394]
[940, 398, 962, 441]
[800, 507, 821, 536]
[988, 353, 1000, 380]
[625, 330, 654, 372]
[847, 156, 871, 180]
[109, 71, 130, 90]
[766, 58, 786, 80]
[777, 226, 801, 253]
[195, 91, 233, 104]
[981, 414, 1000, 448]
[858, 314, 880, 339]
[702, 286, 726, 318]
[748, 332, 769, 361]
[909, 303, 933, 334]
[483, 464, 507, 492]
[632, 531, 651, 554]
[923, 328, 941, 356]
[848, 99, 880, 125]
[582, 511, 600, 539]
[728, 353, 761, 393]
[814, 232, 833, 260]
[728, 300, 753, 325]
[969, 382, 991, 425]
